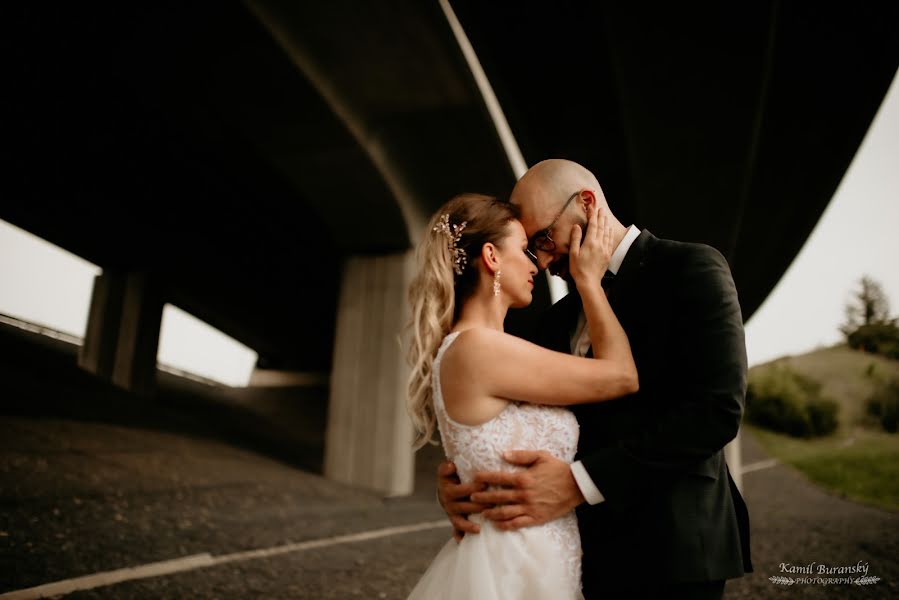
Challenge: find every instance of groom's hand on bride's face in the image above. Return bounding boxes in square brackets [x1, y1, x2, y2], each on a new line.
[437, 460, 488, 542]
[470, 450, 585, 531]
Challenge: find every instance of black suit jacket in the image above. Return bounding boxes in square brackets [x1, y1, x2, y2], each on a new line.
[535, 230, 752, 590]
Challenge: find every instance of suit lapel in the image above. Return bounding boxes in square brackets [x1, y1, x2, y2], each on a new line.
[605, 229, 656, 306]
[582, 230, 657, 358]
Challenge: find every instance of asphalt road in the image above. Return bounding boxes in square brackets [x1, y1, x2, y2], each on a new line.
[2, 415, 896, 599]
[0, 415, 449, 599]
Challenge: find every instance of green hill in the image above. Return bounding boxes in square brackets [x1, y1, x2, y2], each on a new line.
[748, 344, 899, 511]
[749, 344, 899, 429]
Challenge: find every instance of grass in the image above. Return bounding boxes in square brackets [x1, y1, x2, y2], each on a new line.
[747, 344, 899, 511]
[748, 424, 899, 511]
[752, 344, 899, 426]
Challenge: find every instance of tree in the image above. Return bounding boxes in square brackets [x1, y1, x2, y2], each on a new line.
[841, 275, 893, 336]
[841, 276, 899, 359]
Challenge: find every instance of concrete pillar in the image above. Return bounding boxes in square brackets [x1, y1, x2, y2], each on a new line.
[79, 271, 162, 395]
[725, 428, 743, 493]
[325, 251, 415, 496]
[111, 273, 163, 394]
[78, 271, 126, 379]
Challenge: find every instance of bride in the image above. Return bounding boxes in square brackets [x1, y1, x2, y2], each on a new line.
[405, 193, 637, 599]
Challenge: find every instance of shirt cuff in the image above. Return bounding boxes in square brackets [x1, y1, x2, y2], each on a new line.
[570, 460, 605, 505]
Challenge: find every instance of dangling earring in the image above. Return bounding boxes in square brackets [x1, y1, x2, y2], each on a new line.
[493, 270, 502, 296]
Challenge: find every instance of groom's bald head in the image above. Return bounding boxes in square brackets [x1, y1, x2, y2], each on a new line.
[510, 159, 610, 236]
[510, 159, 623, 276]
[510, 158, 607, 226]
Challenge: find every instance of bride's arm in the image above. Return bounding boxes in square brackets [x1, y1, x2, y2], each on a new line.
[452, 323, 636, 407]
[450, 206, 637, 406]
[574, 203, 635, 376]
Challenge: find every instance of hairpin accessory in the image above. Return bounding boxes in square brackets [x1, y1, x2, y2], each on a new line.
[433, 213, 468, 276]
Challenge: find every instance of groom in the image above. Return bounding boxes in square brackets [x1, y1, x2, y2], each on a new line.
[437, 159, 752, 599]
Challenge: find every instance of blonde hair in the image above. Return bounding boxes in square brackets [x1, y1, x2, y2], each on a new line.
[406, 193, 520, 449]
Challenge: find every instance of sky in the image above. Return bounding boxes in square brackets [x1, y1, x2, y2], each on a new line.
[742, 68, 899, 366]
[0, 66, 895, 382]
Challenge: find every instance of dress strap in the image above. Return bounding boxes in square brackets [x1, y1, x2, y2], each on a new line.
[438, 330, 462, 354]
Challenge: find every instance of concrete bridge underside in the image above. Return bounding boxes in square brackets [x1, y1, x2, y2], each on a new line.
[6, 2, 897, 495]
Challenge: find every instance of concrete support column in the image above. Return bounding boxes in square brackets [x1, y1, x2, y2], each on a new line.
[112, 273, 163, 393]
[325, 251, 415, 496]
[78, 271, 126, 380]
[78, 271, 163, 395]
[725, 429, 743, 493]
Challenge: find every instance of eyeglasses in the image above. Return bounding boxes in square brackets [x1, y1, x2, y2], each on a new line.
[528, 191, 579, 254]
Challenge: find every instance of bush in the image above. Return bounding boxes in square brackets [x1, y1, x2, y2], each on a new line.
[847, 323, 899, 359]
[866, 379, 899, 433]
[806, 399, 839, 436]
[746, 387, 809, 437]
[747, 365, 839, 437]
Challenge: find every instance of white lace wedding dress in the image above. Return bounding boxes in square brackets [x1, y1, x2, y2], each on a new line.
[408, 331, 584, 600]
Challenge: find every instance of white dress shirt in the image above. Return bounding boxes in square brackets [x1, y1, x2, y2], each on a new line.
[569, 225, 641, 505]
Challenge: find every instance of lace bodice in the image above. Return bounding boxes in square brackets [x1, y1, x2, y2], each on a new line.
[432, 331, 582, 593]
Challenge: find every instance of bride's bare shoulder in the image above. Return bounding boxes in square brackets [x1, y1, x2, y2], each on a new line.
[443, 327, 526, 367]
[440, 328, 510, 425]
